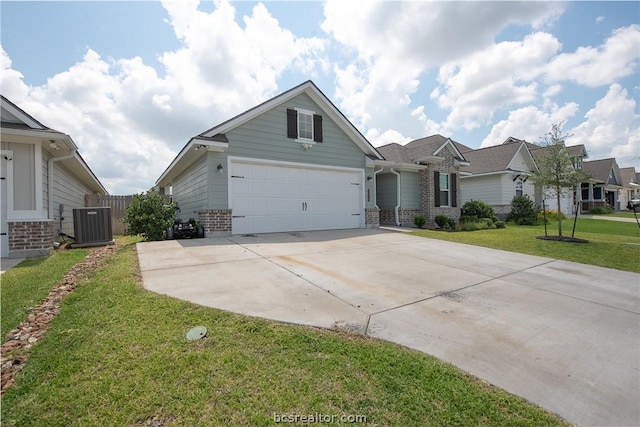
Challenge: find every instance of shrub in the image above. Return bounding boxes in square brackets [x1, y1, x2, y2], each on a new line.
[507, 195, 538, 225]
[124, 189, 176, 241]
[460, 200, 495, 223]
[414, 215, 426, 228]
[447, 217, 457, 229]
[538, 209, 566, 223]
[589, 206, 614, 215]
[461, 221, 488, 231]
[495, 220, 506, 229]
[434, 214, 449, 228]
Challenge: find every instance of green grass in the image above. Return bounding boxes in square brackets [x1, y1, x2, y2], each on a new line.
[0, 238, 568, 426]
[1, 249, 89, 341]
[412, 218, 640, 273]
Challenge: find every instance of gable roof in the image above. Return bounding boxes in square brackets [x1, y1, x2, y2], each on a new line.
[157, 81, 383, 186]
[620, 167, 638, 187]
[374, 134, 469, 169]
[376, 143, 414, 164]
[583, 158, 621, 185]
[460, 141, 535, 175]
[1, 96, 107, 194]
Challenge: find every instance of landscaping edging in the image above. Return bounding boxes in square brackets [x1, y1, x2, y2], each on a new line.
[0, 244, 115, 395]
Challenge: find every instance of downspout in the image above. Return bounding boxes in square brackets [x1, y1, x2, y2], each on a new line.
[48, 150, 78, 233]
[373, 167, 384, 209]
[390, 168, 401, 226]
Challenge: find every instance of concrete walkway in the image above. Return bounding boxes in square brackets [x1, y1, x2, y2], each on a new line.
[1, 257, 25, 274]
[579, 214, 640, 223]
[137, 229, 640, 426]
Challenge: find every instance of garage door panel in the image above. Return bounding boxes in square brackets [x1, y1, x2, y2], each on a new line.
[230, 160, 363, 234]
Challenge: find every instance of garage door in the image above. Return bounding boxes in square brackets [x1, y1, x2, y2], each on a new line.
[229, 160, 363, 234]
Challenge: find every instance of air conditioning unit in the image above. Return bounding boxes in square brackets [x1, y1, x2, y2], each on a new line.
[72, 207, 114, 248]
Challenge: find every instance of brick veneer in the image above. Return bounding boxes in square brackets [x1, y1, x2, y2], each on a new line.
[7, 220, 54, 258]
[418, 149, 461, 222]
[198, 209, 232, 234]
[365, 208, 380, 228]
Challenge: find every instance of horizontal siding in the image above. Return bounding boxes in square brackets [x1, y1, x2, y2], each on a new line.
[460, 175, 504, 206]
[42, 149, 50, 213]
[225, 93, 366, 170]
[173, 154, 208, 220]
[207, 153, 228, 209]
[508, 147, 534, 172]
[376, 173, 397, 208]
[400, 171, 418, 208]
[53, 162, 93, 236]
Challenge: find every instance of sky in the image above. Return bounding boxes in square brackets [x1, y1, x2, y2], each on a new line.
[1, 0, 639, 195]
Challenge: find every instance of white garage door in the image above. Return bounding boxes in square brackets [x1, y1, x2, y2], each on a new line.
[229, 160, 363, 234]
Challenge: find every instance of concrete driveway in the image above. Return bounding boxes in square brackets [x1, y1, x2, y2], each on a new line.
[137, 229, 640, 426]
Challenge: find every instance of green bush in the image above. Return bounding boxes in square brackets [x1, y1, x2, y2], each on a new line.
[495, 220, 506, 229]
[434, 215, 456, 229]
[447, 217, 457, 229]
[507, 195, 538, 225]
[124, 189, 176, 241]
[589, 206, 614, 215]
[537, 209, 566, 223]
[461, 221, 488, 231]
[414, 215, 426, 228]
[460, 200, 496, 223]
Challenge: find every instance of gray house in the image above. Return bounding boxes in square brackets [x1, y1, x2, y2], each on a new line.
[1, 95, 107, 258]
[458, 138, 538, 216]
[581, 158, 624, 211]
[375, 135, 469, 226]
[156, 81, 385, 235]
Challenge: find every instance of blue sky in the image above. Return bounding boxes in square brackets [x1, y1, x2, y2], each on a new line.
[1, 1, 638, 195]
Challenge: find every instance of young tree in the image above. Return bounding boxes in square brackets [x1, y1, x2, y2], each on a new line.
[531, 124, 589, 237]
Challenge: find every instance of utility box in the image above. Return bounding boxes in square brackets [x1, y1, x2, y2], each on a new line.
[72, 207, 114, 248]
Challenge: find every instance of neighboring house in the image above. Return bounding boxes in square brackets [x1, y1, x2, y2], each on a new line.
[458, 137, 538, 216]
[581, 158, 624, 211]
[619, 167, 639, 209]
[1, 96, 107, 258]
[528, 142, 588, 215]
[156, 81, 385, 235]
[375, 134, 469, 226]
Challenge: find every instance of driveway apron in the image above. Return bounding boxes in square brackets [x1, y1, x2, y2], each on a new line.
[137, 229, 640, 426]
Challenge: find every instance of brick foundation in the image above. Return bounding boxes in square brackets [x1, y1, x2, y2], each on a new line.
[365, 208, 380, 228]
[198, 209, 232, 234]
[7, 220, 54, 258]
[379, 208, 421, 226]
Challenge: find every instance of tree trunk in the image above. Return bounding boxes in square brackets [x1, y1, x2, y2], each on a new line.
[556, 188, 563, 237]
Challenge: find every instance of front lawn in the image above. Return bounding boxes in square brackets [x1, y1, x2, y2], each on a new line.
[411, 218, 640, 273]
[1, 249, 88, 341]
[0, 238, 568, 426]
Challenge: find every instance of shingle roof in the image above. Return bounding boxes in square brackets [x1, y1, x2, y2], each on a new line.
[376, 134, 469, 164]
[620, 167, 638, 186]
[460, 142, 525, 174]
[376, 143, 414, 163]
[583, 158, 618, 183]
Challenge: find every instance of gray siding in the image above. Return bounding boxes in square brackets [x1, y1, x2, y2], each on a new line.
[6, 142, 36, 210]
[400, 171, 418, 208]
[376, 172, 397, 208]
[42, 148, 50, 213]
[460, 175, 503, 206]
[52, 162, 92, 236]
[206, 152, 229, 209]
[225, 93, 366, 169]
[173, 154, 208, 219]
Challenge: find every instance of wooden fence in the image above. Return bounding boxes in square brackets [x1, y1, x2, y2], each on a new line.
[85, 194, 134, 235]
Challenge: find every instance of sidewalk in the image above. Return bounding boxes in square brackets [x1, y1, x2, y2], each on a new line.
[578, 214, 640, 223]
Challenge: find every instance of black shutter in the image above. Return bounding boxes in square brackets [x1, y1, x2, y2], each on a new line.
[287, 109, 297, 139]
[451, 173, 457, 207]
[313, 114, 323, 142]
[434, 171, 440, 207]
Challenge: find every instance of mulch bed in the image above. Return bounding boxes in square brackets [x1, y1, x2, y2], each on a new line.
[536, 235, 589, 243]
[1, 244, 116, 395]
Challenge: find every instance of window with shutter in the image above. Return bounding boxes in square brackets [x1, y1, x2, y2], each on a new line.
[286, 108, 323, 143]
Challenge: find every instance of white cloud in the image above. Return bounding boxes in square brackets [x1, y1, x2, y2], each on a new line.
[0, 0, 326, 194]
[569, 84, 639, 167]
[322, 1, 566, 142]
[546, 25, 640, 87]
[481, 102, 579, 147]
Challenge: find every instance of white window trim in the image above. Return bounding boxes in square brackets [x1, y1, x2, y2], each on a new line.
[295, 108, 315, 144]
[5, 143, 46, 220]
[439, 173, 450, 207]
[515, 178, 524, 197]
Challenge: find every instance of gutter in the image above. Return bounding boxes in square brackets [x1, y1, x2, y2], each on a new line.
[373, 167, 384, 209]
[48, 150, 77, 232]
[390, 168, 401, 226]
